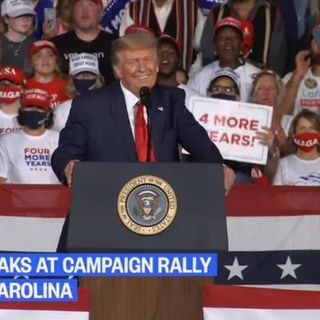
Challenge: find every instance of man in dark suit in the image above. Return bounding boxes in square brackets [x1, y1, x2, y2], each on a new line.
[52, 31, 234, 192]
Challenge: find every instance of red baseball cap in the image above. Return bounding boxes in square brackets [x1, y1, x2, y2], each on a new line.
[29, 40, 58, 56]
[215, 17, 244, 37]
[158, 34, 180, 55]
[22, 88, 51, 112]
[124, 23, 155, 36]
[0, 65, 26, 85]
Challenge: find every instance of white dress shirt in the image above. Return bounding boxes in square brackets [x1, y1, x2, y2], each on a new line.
[121, 82, 149, 140]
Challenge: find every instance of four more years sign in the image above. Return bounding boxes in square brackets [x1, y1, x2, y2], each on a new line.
[189, 97, 273, 165]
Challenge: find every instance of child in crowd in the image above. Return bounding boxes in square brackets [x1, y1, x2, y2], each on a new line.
[0, 0, 36, 75]
[26, 40, 70, 109]
[0, 65, 26, 136]
[53, 52, 104, 131]
[0, 88, 60, 184]
[273, 109, 320, 186]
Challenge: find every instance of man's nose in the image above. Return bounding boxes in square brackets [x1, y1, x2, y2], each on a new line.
[137, 60, 147, 72]
[160, 51, 168, 59]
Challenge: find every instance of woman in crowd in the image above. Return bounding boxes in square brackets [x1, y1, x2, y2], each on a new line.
[273, 109, 320, 186]
[206, 68, 253, 183]
[0, 88, 60, 184]
[0, 0, 36, 75]
[250, 69, 289, 182]
[52, 52, 104, 131]
[0, 65, 25, 135]
[27, 40, 70, 110]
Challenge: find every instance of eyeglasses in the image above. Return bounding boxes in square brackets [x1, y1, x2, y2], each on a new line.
[209, 85, 238, 95]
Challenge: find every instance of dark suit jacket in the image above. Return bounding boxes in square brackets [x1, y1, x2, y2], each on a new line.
[52, 82, 223, 182]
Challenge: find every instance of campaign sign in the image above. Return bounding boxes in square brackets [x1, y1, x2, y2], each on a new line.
[190, 97, 273, 164]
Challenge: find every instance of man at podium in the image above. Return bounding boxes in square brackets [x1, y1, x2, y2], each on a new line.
[52, 31, 234, 193]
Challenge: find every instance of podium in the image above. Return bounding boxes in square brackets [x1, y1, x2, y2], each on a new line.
[68, 162, 227, 320]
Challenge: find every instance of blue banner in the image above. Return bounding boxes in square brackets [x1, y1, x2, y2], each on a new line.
[0, 279, 78, 301]
[100, 0, 227, 33]
[196, 0, 228, 11]
[101, 0, 133, 33]
[0, 253, 217, 277]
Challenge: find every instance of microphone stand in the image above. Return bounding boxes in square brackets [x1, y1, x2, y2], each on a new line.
[139, 87, 152, 162]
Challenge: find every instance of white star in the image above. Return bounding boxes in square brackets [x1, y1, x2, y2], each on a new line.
[224, 257, 248, 280]
[277, 256, 301, 279]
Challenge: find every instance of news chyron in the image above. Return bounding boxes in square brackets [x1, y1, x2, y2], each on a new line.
[0, 253, 217, 301]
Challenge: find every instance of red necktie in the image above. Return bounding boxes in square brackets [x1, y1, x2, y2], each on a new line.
[134, 101, 155, 162]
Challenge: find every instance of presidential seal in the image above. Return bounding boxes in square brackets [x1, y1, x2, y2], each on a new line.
[117, 175, 177, 235]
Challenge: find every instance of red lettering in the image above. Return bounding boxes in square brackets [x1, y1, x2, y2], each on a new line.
[199, 113, 209, 124]
[231, 134, 241, 145]
[209, 131, 219, 142]
[242, 135, 250, 146]
[226, 117, 238, 128]
[238, 118, 249, 130]
[219, 133, 229, 143]
[250, 120, 259, 131]
[213, 115, 226, 126]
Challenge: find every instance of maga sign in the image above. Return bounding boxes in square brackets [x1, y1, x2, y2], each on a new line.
[190, 97, 273, 164]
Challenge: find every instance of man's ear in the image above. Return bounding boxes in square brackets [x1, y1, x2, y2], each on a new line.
[113, 64, 122, 80]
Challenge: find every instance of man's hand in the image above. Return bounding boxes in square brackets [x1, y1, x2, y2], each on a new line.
[0, 176, 7, 184]
[255, 126, 275, 149]
[223, 165, 235, 195]
[64, 160, 79, 188]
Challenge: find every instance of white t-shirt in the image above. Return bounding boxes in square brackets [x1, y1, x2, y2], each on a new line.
[283, 68, 320, 115]
[186, 60, 260, 102]
[52, 99, 72, 132]
[0, 109, 22, 136]
[0, 130, 61, 184]
[178, 84, 203, 112]
[273, 154, 320, 186]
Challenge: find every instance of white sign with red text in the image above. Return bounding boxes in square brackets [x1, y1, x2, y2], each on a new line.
[189, 97, 273, 164]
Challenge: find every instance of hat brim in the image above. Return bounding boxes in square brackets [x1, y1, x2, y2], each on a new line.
[30, 45, 58, 56]
[6, 8, 36, 18]
[70, 68, 100, 76]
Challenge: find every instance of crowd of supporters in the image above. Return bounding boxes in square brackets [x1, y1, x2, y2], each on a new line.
[0, 0, 319, 186]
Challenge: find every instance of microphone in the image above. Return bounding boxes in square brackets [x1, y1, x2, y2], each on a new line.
[139, 86, 151, 109]
[139, 86, 152, 161]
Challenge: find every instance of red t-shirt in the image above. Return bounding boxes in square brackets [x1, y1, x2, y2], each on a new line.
[26, 76, 69, 110]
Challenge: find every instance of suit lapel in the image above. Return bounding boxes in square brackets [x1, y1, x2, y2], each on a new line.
[110, 82, 137, 161]
[150, 86, 167, 160]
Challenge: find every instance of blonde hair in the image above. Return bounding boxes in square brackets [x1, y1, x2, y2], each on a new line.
[111, 32, 158, 66]
[250, 71, 286, 107]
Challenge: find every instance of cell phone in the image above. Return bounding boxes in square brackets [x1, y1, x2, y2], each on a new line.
[44, 8, 57, 31]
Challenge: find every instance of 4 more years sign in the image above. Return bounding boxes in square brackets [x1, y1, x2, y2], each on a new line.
[189, 97, 273, 165]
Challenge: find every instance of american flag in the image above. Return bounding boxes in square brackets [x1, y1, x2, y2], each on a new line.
[204, 185, 320, 319]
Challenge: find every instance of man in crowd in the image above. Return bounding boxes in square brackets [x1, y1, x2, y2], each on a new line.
[157, 34, 202, 111]
[281, 24, 320, 115]
[199, 0, 286, 76]
[51, 0, 116, 85]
